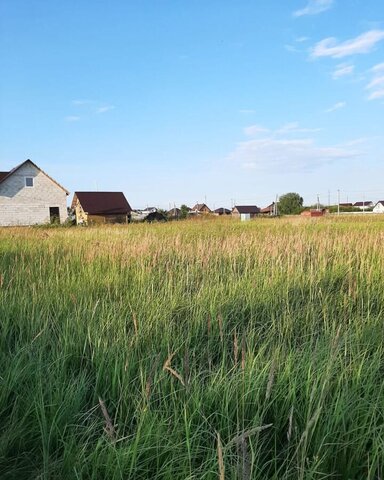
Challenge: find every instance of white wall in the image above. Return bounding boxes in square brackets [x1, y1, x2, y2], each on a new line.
[0, 162, 68, 226]
[373, 202, 384, 214]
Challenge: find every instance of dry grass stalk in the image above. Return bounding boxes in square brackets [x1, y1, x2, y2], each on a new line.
[287, 405, 294, 442]
[233, 330, 239, 366]
[227, 424, 273, 448]
[183, 349, 190, 388]
[132, 312, 138, 336]
[163, 352, 185, 386]
[241, 334, 246, 371]
[237, 436, 251, 480]
[145, 354, 160, 399]
[218, 313, 224, 343]
[207, 314, 211, 336]
[98, 398, 117, 442]
[265, 357, 277, 401]
[217, 431, 225, 480]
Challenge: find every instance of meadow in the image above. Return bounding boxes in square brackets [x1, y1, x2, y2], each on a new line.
[0, 216, 383, 479]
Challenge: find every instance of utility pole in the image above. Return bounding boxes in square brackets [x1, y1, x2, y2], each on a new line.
[317, 194, 320, 211]
[337, 189, 340, 216]
[328, 190, 330, 208]
[275, 194, 279, 216]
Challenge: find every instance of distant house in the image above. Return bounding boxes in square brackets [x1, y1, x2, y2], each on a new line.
[232, 205, 260, 221]
[260, 203, 276, 215]
[214, 207, 231, 215]
[192, 203, 211, 214]
[301, 209, 326, 217]
[0, 159, 69, 226]
[353, 201, 373, 210]
[168, 207, 181, 219]
[145, 211, 167, 222]
[71, 192, 132, 225]
[373, 201, 384, 213]
[339, 203, 353, 207]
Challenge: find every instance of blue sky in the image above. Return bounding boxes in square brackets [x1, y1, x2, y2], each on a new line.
[1, 0, 383, 209]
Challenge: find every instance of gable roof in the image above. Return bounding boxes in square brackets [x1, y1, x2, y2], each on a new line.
[0, 159, 69, 194]
[354, 201, 372, 206]
[72, 192, 132, 215]
[375, 201, 384, 205]
[192, 203, 211, 212]
[233, 205, 260, 214]
[214, 207, 231, 214]
[260, 203, 275, 213]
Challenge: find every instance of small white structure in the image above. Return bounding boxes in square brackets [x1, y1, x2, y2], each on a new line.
[373, 201, 384, 214]
[0, 159, 69, 226]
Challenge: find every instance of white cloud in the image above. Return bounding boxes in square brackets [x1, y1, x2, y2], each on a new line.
[332, 63, 355, 79]
[293, 0, 333, 17]
[97, 105, 115, 114]
[366, 75, 384, 89]
[366, 65, 384, 100]
[65, 116, 80, 122]
[239, 109, 256, 114]
[295, 36, 310, 43]
[368, 89, 384, 100]
[285, 44, 300, 53]
[276, 122, 321, 134]
[228, 123, 359, 172]
[371, 62, 384, 73]
[325, 101, 346, 112]
[312, 30, 384, 58]
[72, 99, 93, 105]
[244, 125, 269, 136]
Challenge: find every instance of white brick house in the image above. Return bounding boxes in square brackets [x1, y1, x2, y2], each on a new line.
[0, 159, 69, 226]
[373, 201, 384, 214]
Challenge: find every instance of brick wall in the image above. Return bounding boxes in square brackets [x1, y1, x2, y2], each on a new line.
[0, 162, 68, 226]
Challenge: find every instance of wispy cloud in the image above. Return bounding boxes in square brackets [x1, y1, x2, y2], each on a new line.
[293, 0, 333, 17]
[244, 125, 269, 136]
[65, 115, 80, 122]
[332, 63, 355, 79]
[295, 36, 310, 43]
[325, 101, 346, 112]
[312, 30, 384, 58]
[228, 123, 359, 172]
[276, 122, 321, 134]
[366, 63, 384, 100]
[96, 105, 115, 114]
[284, 44, 300, 53]
[72, 99, 93, 106]
[372, 62, 384, 73]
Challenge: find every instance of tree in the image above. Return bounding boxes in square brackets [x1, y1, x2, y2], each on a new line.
[180, 204, 190, 219]
[278, 192, 303, 215]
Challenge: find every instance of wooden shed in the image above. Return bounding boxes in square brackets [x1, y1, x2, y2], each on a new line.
[71, 192, 132, 225]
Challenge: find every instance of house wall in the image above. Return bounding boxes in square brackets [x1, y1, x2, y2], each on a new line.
[87, 214, 128, 224]
[0, 162, 68, 226]
[74, 201, 88, 225]
[373, 203, 384, 213]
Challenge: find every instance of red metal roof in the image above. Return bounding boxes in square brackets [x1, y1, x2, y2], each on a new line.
[72, 192, 132, 215]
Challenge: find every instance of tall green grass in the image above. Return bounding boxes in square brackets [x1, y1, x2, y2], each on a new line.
[0, 216, 383, 479]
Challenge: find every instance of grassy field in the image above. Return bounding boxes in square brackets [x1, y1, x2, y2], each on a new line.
[1, 216, 384, 479]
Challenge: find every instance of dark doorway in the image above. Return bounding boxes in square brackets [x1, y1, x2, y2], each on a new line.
[49, 207, 60, 224]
